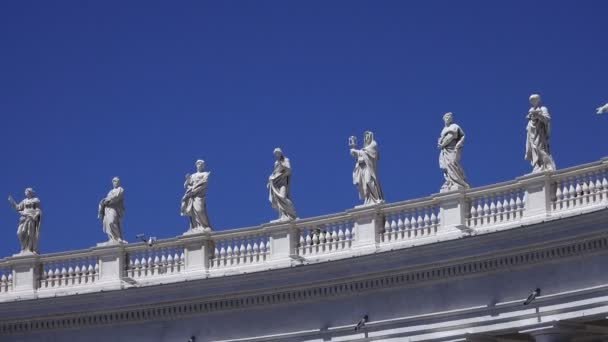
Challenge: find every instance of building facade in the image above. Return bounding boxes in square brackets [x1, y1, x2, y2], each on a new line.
[1, 159, 608, 342]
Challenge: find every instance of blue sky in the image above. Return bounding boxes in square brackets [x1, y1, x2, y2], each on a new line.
[0, 1, 607, 255]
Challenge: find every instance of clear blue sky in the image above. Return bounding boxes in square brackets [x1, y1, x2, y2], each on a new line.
[1, 1, 607, 255]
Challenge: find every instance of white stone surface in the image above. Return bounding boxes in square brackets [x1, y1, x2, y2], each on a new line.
[438, 112, 469, 192]
[181, 160, 212, 232]
[526, 94, 556, 173]
[98, 177, 126, 243]
[7, 188, 41, 254]
[268, 148, 297, 221]
[349, 131, 384, 205]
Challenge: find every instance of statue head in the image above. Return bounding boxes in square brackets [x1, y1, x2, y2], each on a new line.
[273, 147, 283, 159]
[364, 131, 374, 145]
[443, 112, 454, 125]
[529, 94, 542, 106]
[24, 188, 35, 198]
[195, 160, 205, 172]
[112, 177, 121, 189]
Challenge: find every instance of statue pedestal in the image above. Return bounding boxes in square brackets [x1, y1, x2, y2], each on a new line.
[5, 252, 40, 300]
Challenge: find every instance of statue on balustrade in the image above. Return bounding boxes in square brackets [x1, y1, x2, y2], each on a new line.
[181, 159, 212, 232]
[525, 94, 556, 173]
[98, 177, 126, 243]
[8, 188, 42, 254]
[349, 131, 384, 205]
[438, 112, 470, 192]
[268, 147, 297, 222]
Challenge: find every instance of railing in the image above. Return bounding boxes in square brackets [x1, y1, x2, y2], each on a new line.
[295, 215, 355, 256]
[466, 182, 526, 229]
[552, 162, 608, 213]
[0, 266, 12, 294]
[380, 199, 440, 244]
[0, 157, 606, 301]
[210, 228, 271, 270]
[124, 242, 185, 280]
[39, 252, 99, 289]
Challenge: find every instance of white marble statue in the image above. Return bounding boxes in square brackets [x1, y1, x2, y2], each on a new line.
[350, 131, 384, 205]
[98, 177, 126, 243]
[596, 103, 608, 114]
[525, 94, 556, 173]
[8, 188, 42, 254]
[181, 160, 212, 232]
[267, 148, 297, 222]
[438, 112, 470, 192]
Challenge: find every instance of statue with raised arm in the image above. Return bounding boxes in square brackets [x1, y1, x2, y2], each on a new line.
[181, 160, 212, 232]
[8, 188, 42, 254]
[525, 94, 556, 173]
[98, 177, 126, 243]
[438, 112, 470, 192]
[349, 131, 384, 205]
[268, 148, 297, 222]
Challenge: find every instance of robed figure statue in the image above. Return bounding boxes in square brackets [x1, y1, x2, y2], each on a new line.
[268, 148, 297, 222]
[525, 94, 556, 173]
[8, 188, 42, 254]
[98, 177, 126, 243]
[438, 112, 470, 192]
[350, 131, 384, 205]
[181, 160, 212, 232]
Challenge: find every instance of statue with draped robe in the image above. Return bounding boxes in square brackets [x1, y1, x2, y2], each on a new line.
[268, 148, 297, 221]
[98, 177, 126, 243]
[8, 188, 42, 254]
[438, 112, 470, 192]
[525, 94, 556, 173]
[349, 131, 384, 205]
[181, 160, 212, 232]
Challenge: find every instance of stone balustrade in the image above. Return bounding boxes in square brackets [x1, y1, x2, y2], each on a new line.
[124, 241, 185, 280]
[0, 157, 607, 302]
[210, 229, 270, 270]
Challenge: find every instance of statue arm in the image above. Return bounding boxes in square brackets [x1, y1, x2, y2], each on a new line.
[105, 188, 124, 205]
[439, 132, 455, 148]
[455, 127, 465, 149]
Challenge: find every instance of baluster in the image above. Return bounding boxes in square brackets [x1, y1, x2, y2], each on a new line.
[475, 200, 483, 226]
[397, 217, 404, 240]
[246, 239, 253, 263]
[567, 178, 576, 208]
[383, 220, 390, 242]
[153, 253, 160, 276]
[226, 242, 234, 266]
[331, 226, 339, 250]
[416, 212, 423, 236]
[482, 195, 490, 225]
[239, 240, 246, 264]
[575, 178, 583, 206]
[430, 210, 438, 233]
[589, 174, 597, 203]
[489, 196, 497, 223]
[160, 250, 167, 274]
[423, 210, 430, 234]
[555, 184, 563, 210]
[94, 261, 99, 281]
